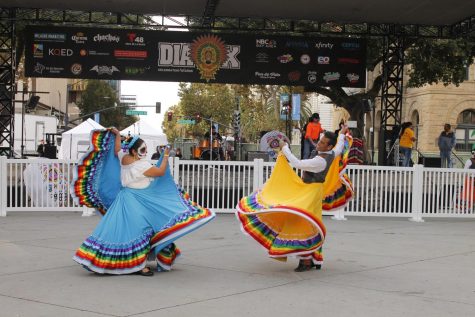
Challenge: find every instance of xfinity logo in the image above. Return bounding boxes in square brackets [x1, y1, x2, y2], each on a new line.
[315, 42, 334, 49]
[93, 34, 120, 42]
[48, 48, 73, 56]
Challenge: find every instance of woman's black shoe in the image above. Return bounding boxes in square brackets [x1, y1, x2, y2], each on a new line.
[134, 267, 154, 276]
[294, 260, 316, 272]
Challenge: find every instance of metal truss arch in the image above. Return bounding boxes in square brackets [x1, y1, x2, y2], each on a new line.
[0, 8, 15, 157]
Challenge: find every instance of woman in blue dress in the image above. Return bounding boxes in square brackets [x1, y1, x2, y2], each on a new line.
[73, 128, 215, 276]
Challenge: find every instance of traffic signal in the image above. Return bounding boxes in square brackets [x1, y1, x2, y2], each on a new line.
[195, 113, 202, 123]
[156, 102, 161, 113]
[26, 95, 40, 110]
[233, 110, 241, 133]
[167, 111, 173, 121]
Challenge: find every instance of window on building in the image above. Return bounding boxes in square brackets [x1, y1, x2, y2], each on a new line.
[455, 109, 475, 151]
[464, 65, 470, 81]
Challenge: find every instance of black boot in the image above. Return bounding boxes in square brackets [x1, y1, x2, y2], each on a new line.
[294, 260, 315, 272]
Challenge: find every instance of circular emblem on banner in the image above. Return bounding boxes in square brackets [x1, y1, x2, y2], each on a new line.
[79, 49, 87, 56]
[300, 54, 310, 64]
[71, 63, 83, 75]
[190, 34, 228, 82]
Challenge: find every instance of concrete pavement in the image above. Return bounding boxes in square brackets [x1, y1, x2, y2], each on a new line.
[0, 212, 474, 317]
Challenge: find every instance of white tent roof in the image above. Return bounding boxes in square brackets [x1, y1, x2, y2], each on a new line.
[121, 120, 168, 159]
[121, 120, 163, 137]
[121, 120, 168, 145]
[59, 119, 105, 159]
[63, 118, 104, 135]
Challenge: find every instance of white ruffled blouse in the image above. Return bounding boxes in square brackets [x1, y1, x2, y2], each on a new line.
[118, 152, 153, 189]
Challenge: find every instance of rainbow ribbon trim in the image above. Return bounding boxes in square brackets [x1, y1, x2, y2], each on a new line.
[72, 129, 112, 215]
[73, 229, 153, 274]
[237, 191, 326, 257]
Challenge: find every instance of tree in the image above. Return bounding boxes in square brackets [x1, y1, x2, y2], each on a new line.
[177, 83, 235, 137]
[79, 80, 136, 129]
[172, 83, 312, 143]
[161, 104, 183, 143]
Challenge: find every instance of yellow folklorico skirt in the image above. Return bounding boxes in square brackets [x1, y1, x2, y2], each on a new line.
[236, 154, 326, 264]
[236, 135, 353, 265]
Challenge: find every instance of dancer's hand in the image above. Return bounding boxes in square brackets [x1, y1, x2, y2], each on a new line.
[278, 139, 287, 149]
[110, 127, 120, 135]
[163, 146, 170, 157]
[340, 125, 349, 135]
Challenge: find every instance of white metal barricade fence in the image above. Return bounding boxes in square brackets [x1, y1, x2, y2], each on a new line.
[1, 156, 475, 220]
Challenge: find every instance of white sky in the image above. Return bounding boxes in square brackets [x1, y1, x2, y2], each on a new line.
[120, 16, 186, 133]
[120, 81, 180, 133]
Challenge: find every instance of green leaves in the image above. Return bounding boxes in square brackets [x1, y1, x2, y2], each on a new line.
[79, 80, 136, 129]
[406, 38, 475, 88]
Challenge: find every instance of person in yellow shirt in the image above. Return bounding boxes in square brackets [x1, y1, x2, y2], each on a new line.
[399, 122, 416, 167]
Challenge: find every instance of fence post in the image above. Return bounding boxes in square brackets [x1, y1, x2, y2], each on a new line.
[172, 157, 180, 183]
[331, 207, 347, 221]
[0, 156, 6, 216]
[410, 163, 424, 222]
[253, 159, 264, 191]
[81, 206, 95, 217]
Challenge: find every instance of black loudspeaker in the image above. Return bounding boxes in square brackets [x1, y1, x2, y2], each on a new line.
[26, 95, 40, 109]
[418, 156, 441, 167]
[44, 145, 57, 159]
[247, 151, 269, 161]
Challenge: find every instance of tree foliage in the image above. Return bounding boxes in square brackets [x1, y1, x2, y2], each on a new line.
[79, 80, 136, 129]
[164, 83, 312, 143]
[406, 38, 474, 88]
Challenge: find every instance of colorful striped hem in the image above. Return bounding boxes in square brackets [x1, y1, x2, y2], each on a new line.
[72, 229, 153, 274]
[236, 205, 326, 258]
[71, 129, 112, 215]
[150, 204, 215, 247]
[156, 243, 182, 271]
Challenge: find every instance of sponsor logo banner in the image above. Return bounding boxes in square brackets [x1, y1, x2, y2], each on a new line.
[24, 26, 366, 87]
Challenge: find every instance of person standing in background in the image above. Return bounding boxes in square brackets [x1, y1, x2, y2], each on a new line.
[175, 148, 183, 159]
[300, 118, 311, 159]
[151, 146, 162, 160]
[438, 123, 456, 168]
[303, 113, 324, 159]
[399, 122, 417, 167]
[37, 140, 45, 157]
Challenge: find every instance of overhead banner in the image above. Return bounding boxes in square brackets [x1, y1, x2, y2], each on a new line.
[25, 26, 366, 88]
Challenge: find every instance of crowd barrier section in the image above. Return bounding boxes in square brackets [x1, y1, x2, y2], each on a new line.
[1, 156, 474, 220]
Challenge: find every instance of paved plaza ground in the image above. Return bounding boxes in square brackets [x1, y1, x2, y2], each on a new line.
[0, 212, 474, 317]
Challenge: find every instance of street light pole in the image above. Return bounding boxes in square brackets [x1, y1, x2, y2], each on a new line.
[65, 84, 70, 128]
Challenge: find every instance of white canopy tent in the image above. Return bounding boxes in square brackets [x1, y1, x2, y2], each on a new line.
[121, 120, 168, 160]
[59, 119, 105, 160]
